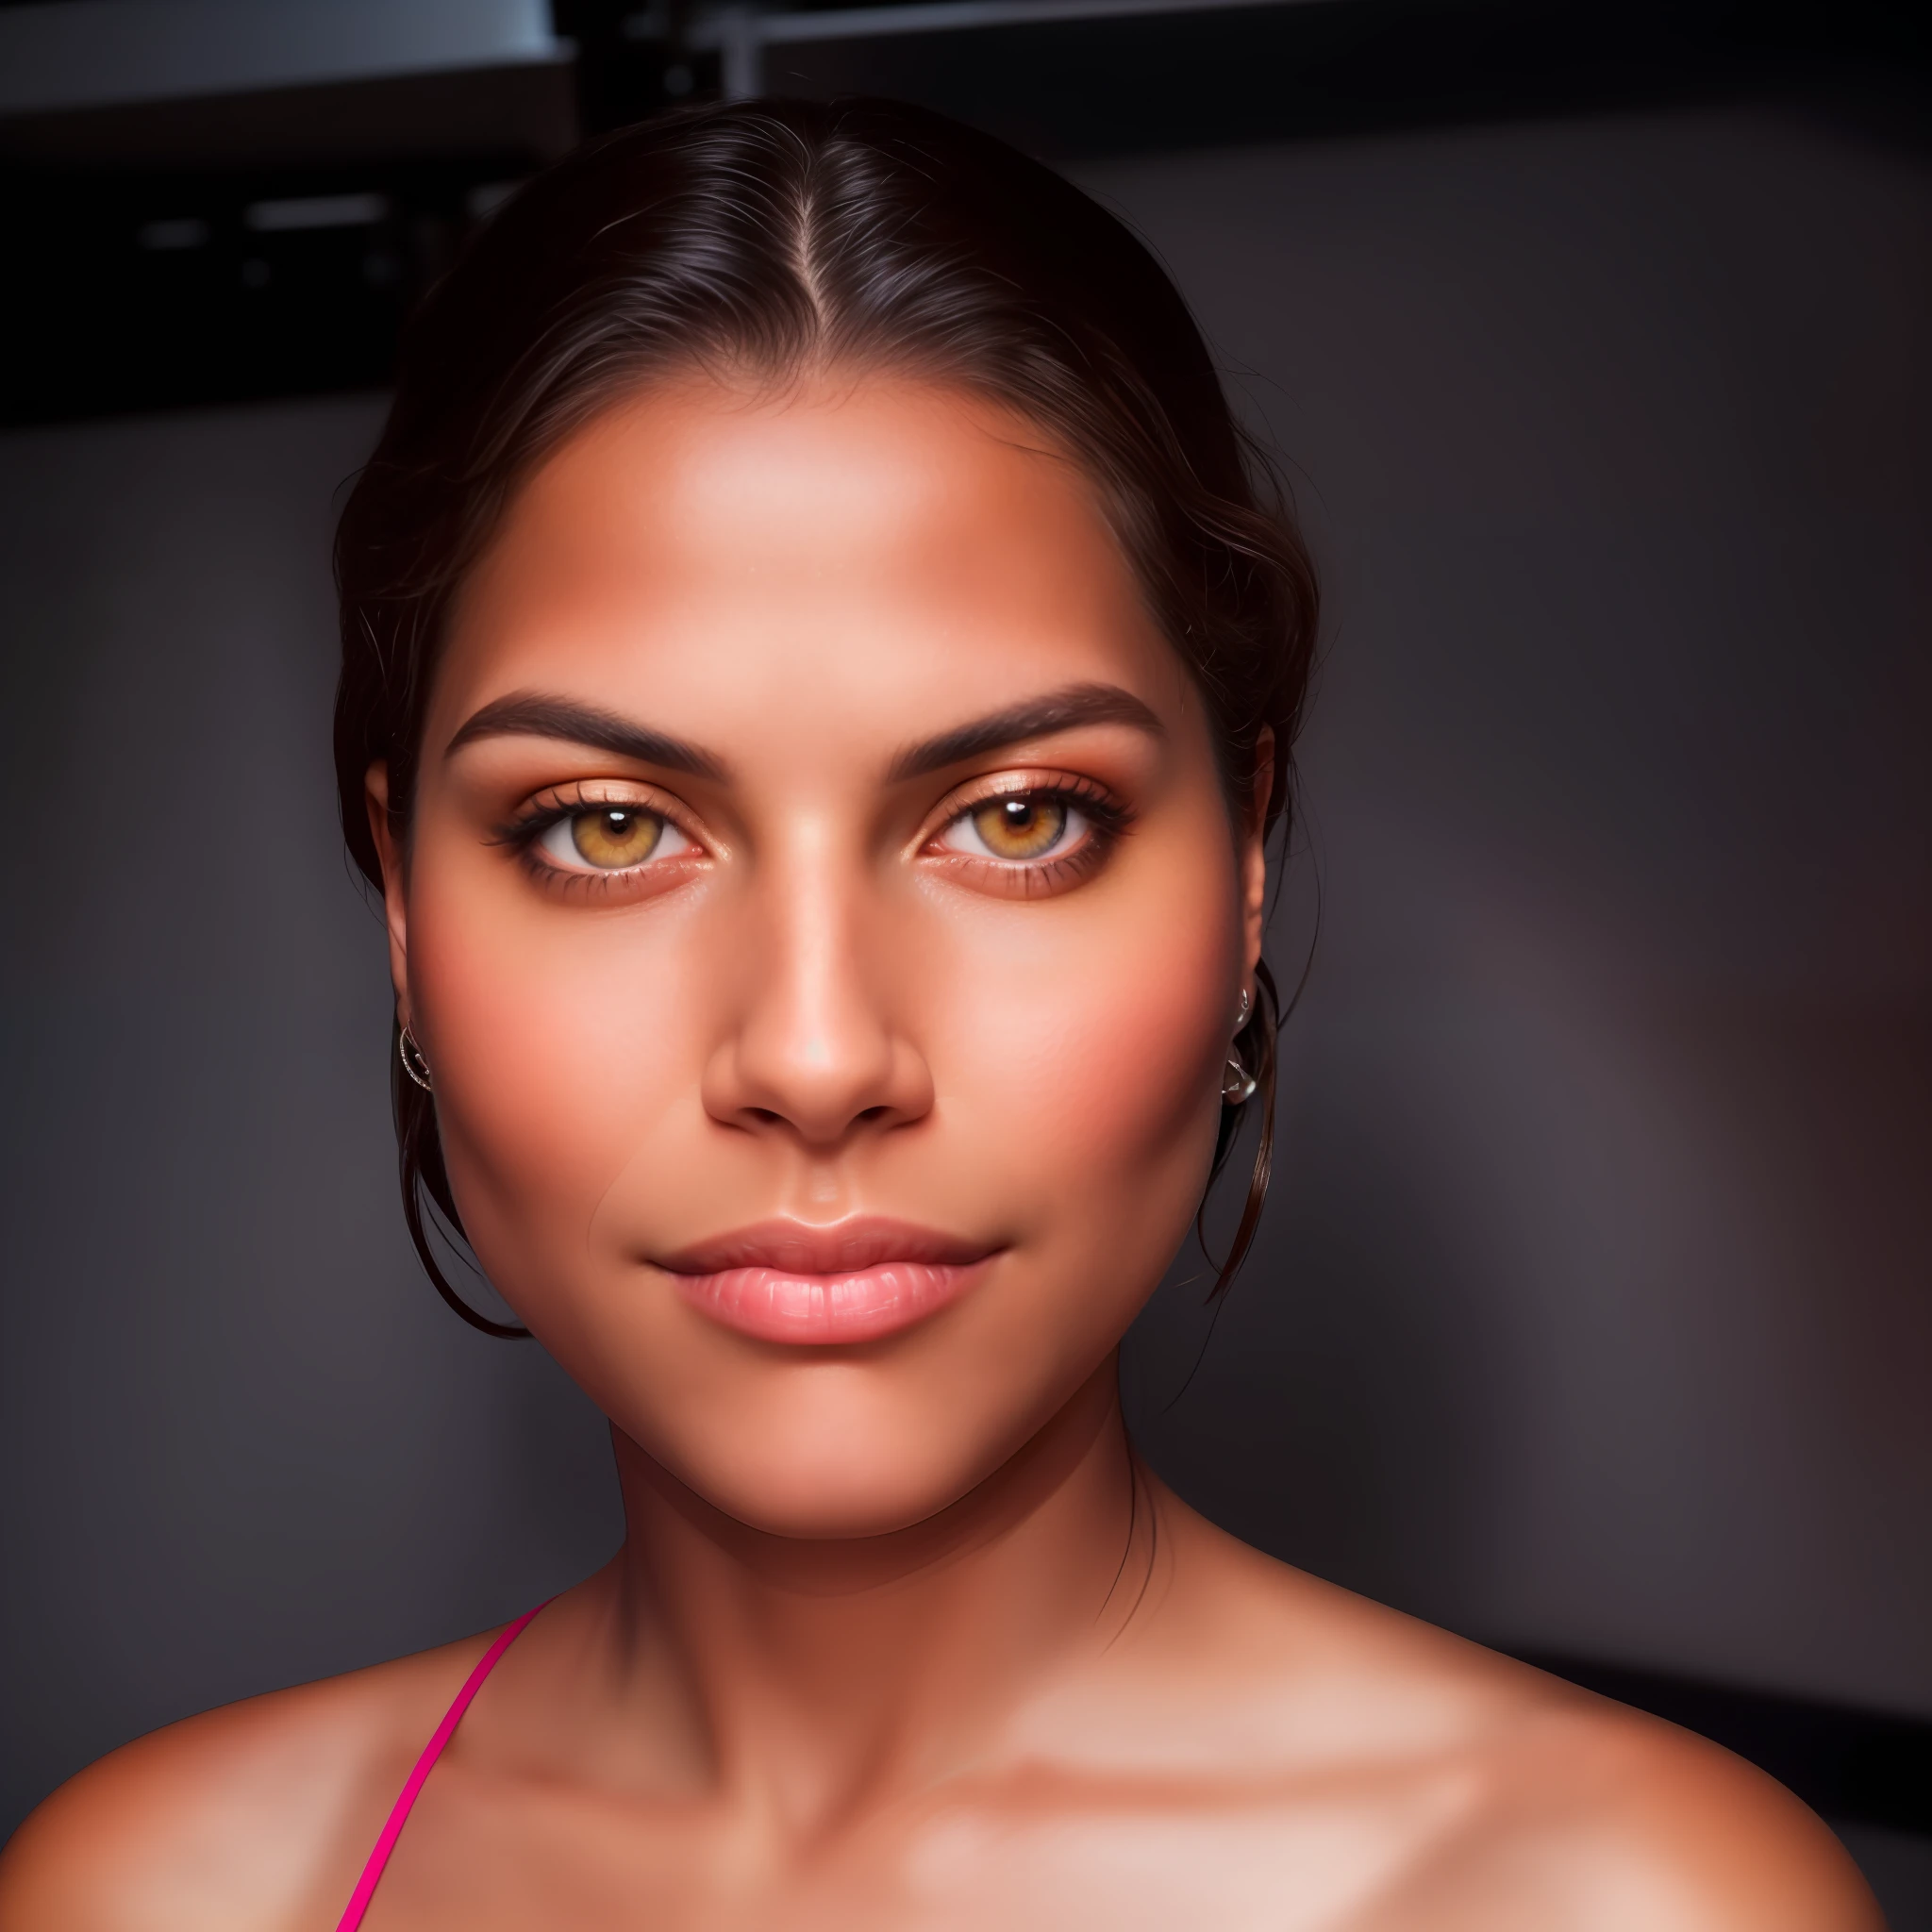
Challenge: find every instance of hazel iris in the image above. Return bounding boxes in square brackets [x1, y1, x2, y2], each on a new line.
[972, 795, 1068, 860]
[570, 808, 663, 869]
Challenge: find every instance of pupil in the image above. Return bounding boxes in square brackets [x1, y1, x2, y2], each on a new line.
[605, 812, 631, 836]
[1002, 801, 1035, 828]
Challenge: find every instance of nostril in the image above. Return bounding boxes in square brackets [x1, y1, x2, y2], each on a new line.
[747, 1107, 783, 1125]
[858, 1106, 890, 1124]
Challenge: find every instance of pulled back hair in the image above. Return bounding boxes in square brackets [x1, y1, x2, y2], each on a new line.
[334, 97, 1317, 1338]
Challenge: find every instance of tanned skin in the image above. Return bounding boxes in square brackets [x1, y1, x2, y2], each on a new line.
[0, 374, 1880, 1931]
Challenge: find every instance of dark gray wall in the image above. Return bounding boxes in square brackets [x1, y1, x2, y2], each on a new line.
[3, 98, 1927, 1891]
[0, 398, 625, 1840]
[1100, 103, 1932, 1719]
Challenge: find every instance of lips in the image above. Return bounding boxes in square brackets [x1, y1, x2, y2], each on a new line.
[658, 1217, 996, 1345]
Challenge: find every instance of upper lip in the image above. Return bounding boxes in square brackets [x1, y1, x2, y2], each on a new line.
[658, 1217, 995, 1276]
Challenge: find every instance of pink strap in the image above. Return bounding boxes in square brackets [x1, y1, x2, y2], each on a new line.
[334, 1603, 549, 1932]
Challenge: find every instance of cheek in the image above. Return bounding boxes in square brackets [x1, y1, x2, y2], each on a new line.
[935, 844, 1240, 1244]
[403, 860, 708, 1264]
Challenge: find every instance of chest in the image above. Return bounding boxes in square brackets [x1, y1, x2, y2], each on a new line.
[349, 1772, 1474, 1932]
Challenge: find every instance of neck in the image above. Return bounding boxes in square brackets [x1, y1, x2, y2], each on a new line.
[589, 1357, 1147, 1828]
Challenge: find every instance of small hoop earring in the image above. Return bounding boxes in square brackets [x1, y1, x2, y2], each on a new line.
[1235, 987, 1252, 1029]
[398, 1024, 434, 1092]
[1222, 1047, 1257, 1107]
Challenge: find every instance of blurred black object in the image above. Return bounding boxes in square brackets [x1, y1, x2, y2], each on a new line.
[1524, 1656, 1932, 1837]
[563, 0, 1932, 155]
[2, 0, 1925, 424]
[0, 164, 521, 425]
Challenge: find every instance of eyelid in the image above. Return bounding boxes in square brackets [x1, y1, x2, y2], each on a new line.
[916, 767, 1124, 844]
[491, 779, 721, 891]
[500, 777, 707, 842]
[524, 775, 681, 812]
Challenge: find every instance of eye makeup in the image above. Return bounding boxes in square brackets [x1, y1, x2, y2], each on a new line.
[920, 771, 1134, 897]
[491, 781, 708, 895]
[490, 765, 1135, 903]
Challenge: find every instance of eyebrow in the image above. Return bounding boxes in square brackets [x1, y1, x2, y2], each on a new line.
[888, 682, 1164, 781]
[444, 681, 1161, 785]
[444, 691, 727, 780]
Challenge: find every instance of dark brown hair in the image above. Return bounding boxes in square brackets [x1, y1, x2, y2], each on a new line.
[333, 96, 1317, 1337]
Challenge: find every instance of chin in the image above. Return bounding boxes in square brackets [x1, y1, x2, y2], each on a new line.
[666, 1412, 1012, 1543]
[729, 1487, 948, 1543]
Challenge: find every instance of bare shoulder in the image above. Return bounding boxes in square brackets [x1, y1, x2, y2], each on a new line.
[0, 1627, 500, 1932]
[1387, 1690, 1885, 1931]
[1151, 1494, 1882, 1929]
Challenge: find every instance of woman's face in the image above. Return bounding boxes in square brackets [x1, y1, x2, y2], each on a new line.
[375, 373, 1268, 1539]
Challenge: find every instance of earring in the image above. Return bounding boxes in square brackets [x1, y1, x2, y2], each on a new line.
[1222, 986, 1257, 1105]
[398, 1024, 434, 1092]
[1222, 1047, 1257, 1107]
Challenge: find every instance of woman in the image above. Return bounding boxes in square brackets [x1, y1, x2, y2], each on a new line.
[0, 99, 1875, 1930]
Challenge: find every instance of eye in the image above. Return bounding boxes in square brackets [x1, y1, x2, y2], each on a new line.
[536, 805, 690, 873]
[941, 793, 1083, 863]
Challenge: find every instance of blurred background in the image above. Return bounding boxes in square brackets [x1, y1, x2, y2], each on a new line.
[1, 0, 1927, 1919]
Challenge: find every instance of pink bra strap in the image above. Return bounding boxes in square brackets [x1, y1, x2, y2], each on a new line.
[334, 1602, 549, 1932]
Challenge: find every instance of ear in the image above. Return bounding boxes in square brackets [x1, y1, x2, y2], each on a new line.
[365, 761, 412, 1024]
[1240, 727, 1274, 989]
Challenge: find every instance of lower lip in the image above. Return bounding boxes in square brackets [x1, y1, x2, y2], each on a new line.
[669, 1257, 990, 1344]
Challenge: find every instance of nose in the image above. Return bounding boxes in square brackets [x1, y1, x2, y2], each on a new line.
[703, 833, 933, 1149]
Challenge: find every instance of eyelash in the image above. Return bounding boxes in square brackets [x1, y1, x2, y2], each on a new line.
[924, 775, 1133, 891]
[492, 776, 1134, 892]
[492, 787, 693, 892]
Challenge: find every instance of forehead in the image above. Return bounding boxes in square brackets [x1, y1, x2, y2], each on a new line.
[430, 372, 1195, 757]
